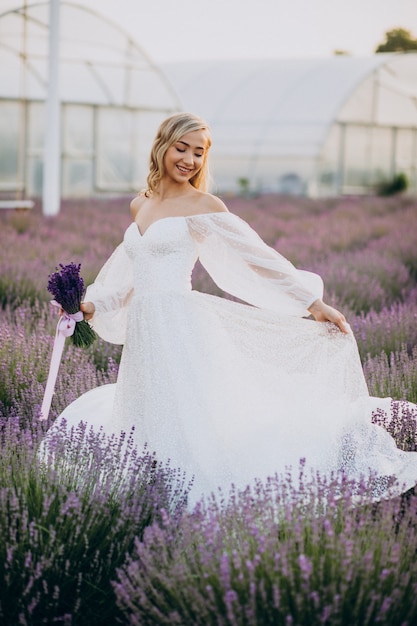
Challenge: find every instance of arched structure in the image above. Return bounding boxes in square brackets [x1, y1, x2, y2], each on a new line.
[0, 1, 181, 197]
[1, 4, 416, 199]
[162, 55, 417, 195]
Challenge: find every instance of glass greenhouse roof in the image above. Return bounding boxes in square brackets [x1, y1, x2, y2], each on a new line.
[0, 1, 181, 110]
[162, 54, 417, 159]
[0, 4, 416, 198]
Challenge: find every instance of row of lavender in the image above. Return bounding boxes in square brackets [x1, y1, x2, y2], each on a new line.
[3, 415, 417, 625]
[0, 195, 417, 624]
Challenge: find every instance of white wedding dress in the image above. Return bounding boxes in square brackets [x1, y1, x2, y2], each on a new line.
[51, 212, 417, 504]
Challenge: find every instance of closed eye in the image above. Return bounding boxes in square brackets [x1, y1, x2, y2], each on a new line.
[176, 147, 203, 158]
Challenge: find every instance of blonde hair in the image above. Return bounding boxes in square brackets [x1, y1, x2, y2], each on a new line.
[146, 112, 211, 195]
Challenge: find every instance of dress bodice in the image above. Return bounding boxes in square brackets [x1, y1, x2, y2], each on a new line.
[86, 211, 325, 345]
[124, 218, 198, 295]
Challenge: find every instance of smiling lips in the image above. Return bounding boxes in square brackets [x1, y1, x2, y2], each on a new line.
[177, 165, 193, 174]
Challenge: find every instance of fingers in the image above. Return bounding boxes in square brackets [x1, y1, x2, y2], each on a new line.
[309, 301, 351, 335]
[325, 305, 350, 334]
[334, 313, 351, 335]
[338, 319, 351, 334]
[80, 301, 95, 321]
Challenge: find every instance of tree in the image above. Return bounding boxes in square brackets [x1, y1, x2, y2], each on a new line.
[375, 28, 417, 53]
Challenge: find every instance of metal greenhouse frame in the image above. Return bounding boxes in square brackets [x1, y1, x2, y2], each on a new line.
[162, 55, 417, 196]
[0, 1, 181, 203]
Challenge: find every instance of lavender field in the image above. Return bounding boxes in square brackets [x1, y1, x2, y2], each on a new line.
[1, 194, 417, 624]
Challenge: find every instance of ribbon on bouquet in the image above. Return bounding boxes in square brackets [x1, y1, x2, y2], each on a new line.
[39, 300, 84, 421]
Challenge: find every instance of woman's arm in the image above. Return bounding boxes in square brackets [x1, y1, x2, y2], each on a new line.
[187, 211, 349, 333]
[80, 242, 133, 344]
[188, 212, 322, 317]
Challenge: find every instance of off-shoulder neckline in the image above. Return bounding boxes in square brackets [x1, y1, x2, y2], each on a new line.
[133, 211, 231, 237]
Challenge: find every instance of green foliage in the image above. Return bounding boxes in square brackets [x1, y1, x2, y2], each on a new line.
[237, 177, 250, 196]
[0, 273, 46, 309]
[115, 474, 417, 625]
[0, 301, 118, 422]
[375, 28, 417, 52]
[0, 420, 189, 625]
[376, 172, 408, 196]
[352, 303, 417, 364]
[364, 346, 417, 404]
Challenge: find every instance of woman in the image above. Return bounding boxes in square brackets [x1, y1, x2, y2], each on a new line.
[57, 112, 417, 505]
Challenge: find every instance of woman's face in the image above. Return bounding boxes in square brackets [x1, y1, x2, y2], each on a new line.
[163, 129, 208, 184]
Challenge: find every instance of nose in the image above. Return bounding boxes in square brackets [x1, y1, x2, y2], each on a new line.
[182, 149, 194, 166]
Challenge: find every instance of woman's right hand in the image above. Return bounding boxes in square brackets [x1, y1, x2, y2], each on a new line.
[80, 301, 95, 321]
[308, 299, 350, 334]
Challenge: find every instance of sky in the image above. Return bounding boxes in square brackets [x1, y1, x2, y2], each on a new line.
[1, 0, 417, 63]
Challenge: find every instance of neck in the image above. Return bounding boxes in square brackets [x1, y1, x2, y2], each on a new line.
[156, 179, 193, 201]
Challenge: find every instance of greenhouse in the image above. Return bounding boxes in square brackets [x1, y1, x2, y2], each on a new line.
[162, 54, 417, 196]
[0, 2, 416, 199]
[0, 1, 181, 200]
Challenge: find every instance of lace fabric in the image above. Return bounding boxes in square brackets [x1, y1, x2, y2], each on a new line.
[87, 212, 324, 345]
[49, 212, 417, 505]
[187, 212, 323, 316]
[85, 242, 133, 344]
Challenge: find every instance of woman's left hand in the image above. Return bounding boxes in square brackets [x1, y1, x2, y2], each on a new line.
[308, 299, 350, 334]
[80, 301, 95, 321]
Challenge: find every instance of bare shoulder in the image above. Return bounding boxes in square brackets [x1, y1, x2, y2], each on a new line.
[130, 192, 147, 219]
[194, 191, 229, 215]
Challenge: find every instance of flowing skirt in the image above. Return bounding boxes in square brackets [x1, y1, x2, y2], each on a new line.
[50, 290, 417, 505]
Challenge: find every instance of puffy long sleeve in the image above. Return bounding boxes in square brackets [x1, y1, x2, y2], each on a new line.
[84, 242, 133, 344]
[186, 212, 323, 317]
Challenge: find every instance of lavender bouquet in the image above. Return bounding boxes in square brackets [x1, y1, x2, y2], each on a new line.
[47, 262, 97, 348]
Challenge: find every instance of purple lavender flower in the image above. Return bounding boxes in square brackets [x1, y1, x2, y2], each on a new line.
[47, 263, 96, 348]
[47, 262, 85, 313]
